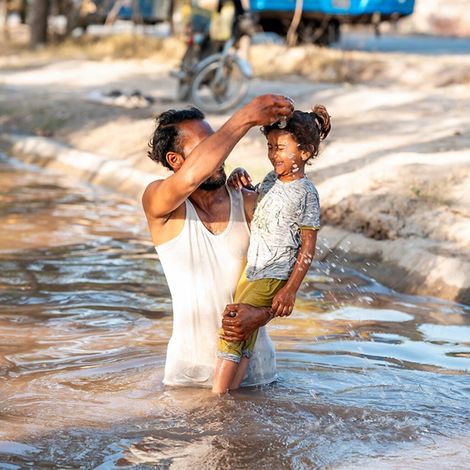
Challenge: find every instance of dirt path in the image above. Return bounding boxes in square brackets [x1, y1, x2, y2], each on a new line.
[1, 35, 469, 303]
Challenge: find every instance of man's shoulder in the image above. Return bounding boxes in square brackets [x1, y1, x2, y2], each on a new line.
[143, 178, 164, 194]
[143, 178, 165, 194]
[142, 179, 164, 212]
[142, 178, 186, 223]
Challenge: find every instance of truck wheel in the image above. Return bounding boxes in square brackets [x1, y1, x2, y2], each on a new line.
[300, 19, 341, 46]
[317, 19, 341, 46]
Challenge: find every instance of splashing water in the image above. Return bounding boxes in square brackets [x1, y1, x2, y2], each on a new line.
[0, 154, 469, 468]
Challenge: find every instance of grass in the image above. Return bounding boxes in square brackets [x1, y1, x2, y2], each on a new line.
[409, 179, 454, 207]
[1, 30, 184, 63]
[1, 24, 384, 84]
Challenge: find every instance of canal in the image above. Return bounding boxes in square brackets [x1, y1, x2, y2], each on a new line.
[0, 153, 469, 468]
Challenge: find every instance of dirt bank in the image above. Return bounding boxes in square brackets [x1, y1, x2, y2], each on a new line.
[1, 34, 469, 304]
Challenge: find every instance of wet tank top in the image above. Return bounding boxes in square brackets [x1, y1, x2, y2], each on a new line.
[155, 186, 276, 387]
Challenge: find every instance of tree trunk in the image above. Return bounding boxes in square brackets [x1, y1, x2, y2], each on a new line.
[64, 0, 82, 37]
[30, 0, 50, 47]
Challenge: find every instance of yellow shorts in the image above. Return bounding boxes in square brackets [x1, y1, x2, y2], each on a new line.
[217, 269, 286, 363]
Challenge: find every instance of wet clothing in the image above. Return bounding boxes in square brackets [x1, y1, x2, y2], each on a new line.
[155, 186, 277, 388]
[246, 171, 320, 281]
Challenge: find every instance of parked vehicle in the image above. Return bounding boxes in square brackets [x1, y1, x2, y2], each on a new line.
[74, 0, 172, 30]
[170, 7, 215, 101]
[189, 12, 257, 113]
[249, 0, 416, 45]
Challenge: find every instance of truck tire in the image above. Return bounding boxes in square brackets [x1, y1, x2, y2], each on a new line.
[299, 19, 341, 46]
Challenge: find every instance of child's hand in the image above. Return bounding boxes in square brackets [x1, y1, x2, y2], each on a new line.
[227, 167, 255, 190]
[272, 286, 296, 317]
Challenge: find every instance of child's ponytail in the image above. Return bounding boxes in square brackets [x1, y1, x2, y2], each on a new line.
[311, 105, 331, 142]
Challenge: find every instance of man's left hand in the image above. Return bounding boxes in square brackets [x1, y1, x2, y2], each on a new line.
[220, 303, 271, 341]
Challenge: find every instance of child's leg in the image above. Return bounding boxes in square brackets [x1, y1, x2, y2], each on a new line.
[229, 328, 259, 390]
[213, 333, 243, 394]
[212, 357, 240, 394]
[229, 356, 250, 390]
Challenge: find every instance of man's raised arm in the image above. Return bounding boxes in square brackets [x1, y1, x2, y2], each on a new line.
[142, 94, 294, 219]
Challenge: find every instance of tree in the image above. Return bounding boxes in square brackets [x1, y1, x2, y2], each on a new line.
[30, 0, 51, 47]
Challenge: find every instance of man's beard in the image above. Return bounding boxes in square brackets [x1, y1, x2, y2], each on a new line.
[199, 167, 227, 191]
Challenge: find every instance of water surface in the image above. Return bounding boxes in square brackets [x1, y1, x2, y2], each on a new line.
[0, 154, 469, 469]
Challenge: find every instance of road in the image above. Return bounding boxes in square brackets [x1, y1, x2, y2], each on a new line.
[336, 31, 470, 55]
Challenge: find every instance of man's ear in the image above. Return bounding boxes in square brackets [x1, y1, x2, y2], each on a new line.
[166, 151, 185, 171]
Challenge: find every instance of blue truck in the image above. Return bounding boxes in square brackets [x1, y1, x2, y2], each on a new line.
[76, 0, 414, 46]
[249, 0, 416, 44]
[75, 0, 172, 28]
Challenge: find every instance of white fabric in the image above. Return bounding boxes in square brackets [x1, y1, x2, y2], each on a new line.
[155, 186, 277, 387]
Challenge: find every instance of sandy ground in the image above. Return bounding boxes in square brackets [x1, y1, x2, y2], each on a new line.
[0, 30, 469, 303]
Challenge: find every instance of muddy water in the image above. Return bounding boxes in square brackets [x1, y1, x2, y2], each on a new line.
[0, 153, 469, 469]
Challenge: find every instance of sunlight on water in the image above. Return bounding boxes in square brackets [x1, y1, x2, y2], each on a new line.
[0, 154, 469, 468]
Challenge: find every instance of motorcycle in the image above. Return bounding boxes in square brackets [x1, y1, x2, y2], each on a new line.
[189, 12, 257, 113]
[170, 8, 215, 101]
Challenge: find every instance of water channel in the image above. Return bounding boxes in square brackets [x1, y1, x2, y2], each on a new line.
[0, 153, 469, 469]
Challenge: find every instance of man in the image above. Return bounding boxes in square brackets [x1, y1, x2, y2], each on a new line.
[142, 94, 294, 387]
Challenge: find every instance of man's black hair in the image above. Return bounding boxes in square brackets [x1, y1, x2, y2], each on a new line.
[148, 107, 205, 171]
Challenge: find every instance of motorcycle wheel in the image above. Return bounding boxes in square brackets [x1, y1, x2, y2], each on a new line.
[174, 43, 200, 101]
[190, 56, 249, 113]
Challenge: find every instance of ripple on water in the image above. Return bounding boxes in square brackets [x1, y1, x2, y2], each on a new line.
[0, 155, 469, 468]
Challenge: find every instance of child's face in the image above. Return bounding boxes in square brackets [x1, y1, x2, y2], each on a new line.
[266, 130, 308, 180]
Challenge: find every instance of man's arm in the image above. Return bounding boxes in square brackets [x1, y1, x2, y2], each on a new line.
[142, 95, 293, 220]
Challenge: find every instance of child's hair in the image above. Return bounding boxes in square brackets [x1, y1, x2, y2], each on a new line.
[261, 105, 331, 161]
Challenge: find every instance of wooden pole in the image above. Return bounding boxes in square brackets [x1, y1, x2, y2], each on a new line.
[286, 0, 303, 47]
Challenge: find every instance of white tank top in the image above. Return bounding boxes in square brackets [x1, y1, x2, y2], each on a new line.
[156, 186, 276, 387]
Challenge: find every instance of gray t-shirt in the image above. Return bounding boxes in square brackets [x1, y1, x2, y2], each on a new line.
[246, 171, 320, 281]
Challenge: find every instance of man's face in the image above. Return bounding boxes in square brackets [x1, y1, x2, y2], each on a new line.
[178, 120, 227, 191]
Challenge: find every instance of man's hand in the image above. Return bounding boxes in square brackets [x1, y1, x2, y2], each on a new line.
[220, 303, 271, 342]
[240, 94, 294, 128]
[227, 167, 255, 190]
[271, 286, 296, 317]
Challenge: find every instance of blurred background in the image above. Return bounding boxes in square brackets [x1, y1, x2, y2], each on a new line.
[0, 1, 469, 468]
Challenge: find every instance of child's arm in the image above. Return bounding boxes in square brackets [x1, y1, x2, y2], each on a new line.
[227, 167, 256, 191]
[271, 229, 318, 317]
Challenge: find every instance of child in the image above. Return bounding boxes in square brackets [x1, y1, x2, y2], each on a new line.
[212, 105, 331, 394]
